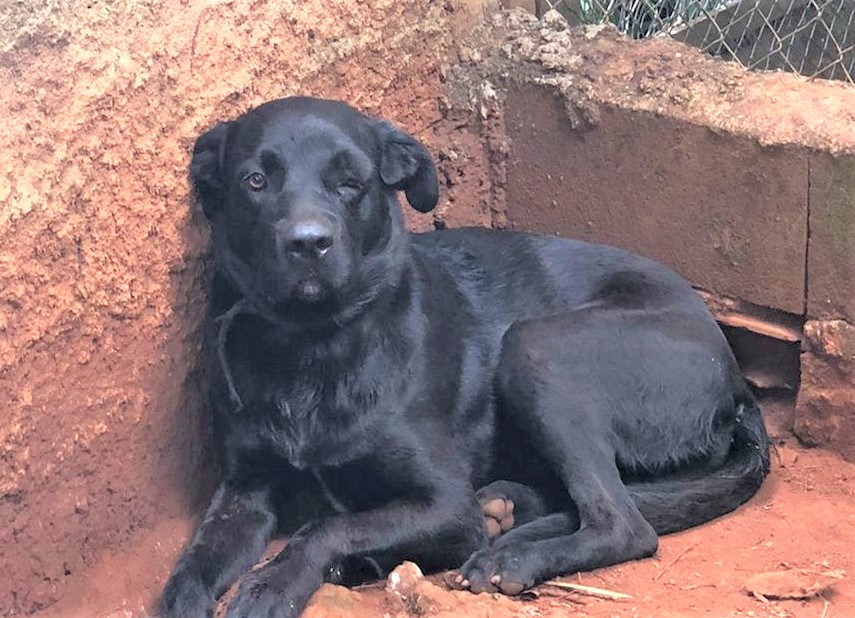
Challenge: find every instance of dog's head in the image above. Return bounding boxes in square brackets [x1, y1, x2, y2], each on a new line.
[191, 97, 438, 322]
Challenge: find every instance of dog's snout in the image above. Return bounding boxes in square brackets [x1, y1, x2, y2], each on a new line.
[281, 219, 335, 259]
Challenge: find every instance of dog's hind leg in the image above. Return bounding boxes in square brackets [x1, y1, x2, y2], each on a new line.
[464, 461, 657, 591]
[459, 314, 664, 595]
[459, 307, 766, 596]
[460, 441, 656, 595]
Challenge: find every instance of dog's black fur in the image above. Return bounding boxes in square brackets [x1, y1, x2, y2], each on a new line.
[161, 97, 770, 618]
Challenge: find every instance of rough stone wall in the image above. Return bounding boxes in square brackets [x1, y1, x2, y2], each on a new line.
[796, 156, 855, 459]
[0, 1, 496, 614]
[447, 11, 855, 461]
[795, 321, 855, 452]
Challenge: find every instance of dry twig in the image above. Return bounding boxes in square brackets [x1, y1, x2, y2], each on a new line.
[819, 594, 829, 618]
[542, 580, 632, 600]
[653, 542, 700, 581]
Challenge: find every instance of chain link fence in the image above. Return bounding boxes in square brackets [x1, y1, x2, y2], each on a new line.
[538, 0, 855, 83]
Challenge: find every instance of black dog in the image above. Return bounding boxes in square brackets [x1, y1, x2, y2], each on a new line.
[161, 97, 769, 618]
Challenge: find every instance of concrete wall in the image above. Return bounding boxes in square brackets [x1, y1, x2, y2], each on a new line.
[448, 10, 855, 461]
[503, 87, 808, 315]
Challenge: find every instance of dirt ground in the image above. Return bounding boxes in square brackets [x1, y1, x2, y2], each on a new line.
[44, 405, 855, 618]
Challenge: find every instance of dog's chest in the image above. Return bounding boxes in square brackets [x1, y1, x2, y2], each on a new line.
[228, 326, 414, 470]
[241, 400, 369, 471]
[309, 458, 406, 513]
[233, 365, 391, 471]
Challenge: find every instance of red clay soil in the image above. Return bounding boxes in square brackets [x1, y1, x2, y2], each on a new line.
[41, 431, 855, 618]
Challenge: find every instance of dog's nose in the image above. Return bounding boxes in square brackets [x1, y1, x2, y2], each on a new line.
[282, 220, 334, 259]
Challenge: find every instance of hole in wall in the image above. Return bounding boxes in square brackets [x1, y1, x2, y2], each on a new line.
[719, 325, 801, 439]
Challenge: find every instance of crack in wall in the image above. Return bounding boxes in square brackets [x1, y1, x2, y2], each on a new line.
[804, 157, 812, 319]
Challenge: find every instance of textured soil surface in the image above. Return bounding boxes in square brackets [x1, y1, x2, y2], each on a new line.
[44, 428, 855, 618]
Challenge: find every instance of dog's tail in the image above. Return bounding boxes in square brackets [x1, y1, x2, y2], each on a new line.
[628, 398, 770, 535]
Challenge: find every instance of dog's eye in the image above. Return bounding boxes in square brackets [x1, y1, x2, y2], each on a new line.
[336, 179, 363, 197]
[245, 172, 267, 192]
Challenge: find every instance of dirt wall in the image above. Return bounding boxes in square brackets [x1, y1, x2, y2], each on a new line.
[0, 1, 497, 614]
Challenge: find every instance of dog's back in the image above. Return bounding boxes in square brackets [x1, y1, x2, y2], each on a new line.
[411, 227, 720, 335]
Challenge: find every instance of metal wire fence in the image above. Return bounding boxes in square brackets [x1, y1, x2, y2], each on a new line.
[539, 0, 855, 83]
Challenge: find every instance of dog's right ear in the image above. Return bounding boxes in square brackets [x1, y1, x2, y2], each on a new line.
[190, 121, 232, 220]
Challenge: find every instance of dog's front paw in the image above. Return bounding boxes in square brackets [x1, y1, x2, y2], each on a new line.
[225, 570, 301, 618]
[456, 546, 535, 597]
[160, 569, 215, 618]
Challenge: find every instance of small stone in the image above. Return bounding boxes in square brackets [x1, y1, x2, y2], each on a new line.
[744, 568, 844, 599]
[386, 561, 424, 595]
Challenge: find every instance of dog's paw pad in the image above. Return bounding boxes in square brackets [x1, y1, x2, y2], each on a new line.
[492, 575, 526, 596]
[480, 497, 515, 540]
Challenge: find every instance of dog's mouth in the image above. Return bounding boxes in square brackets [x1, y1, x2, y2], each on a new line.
[295, 278, 324, 303]
[220, 248, 343, 324]
[270, 278, 335, 317]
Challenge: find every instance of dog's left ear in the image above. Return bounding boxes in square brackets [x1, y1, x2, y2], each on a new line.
[375, 121, 439, 213]
[190, 121, 233, 220]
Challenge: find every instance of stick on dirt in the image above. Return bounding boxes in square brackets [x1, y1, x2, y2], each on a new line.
[542, 580, 632, 600]
[653, 542, 700, 581]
